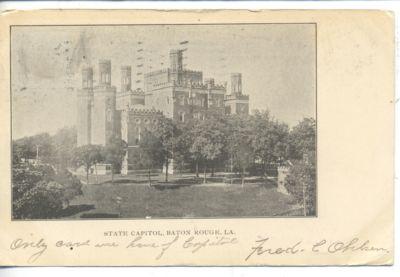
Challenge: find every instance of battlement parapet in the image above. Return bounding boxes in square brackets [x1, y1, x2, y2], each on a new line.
[93, 85, 117, 92]
[183, 69, 202, 74]
[132, 88, 145, 95]
[152, 81, 173, 88]
[225, 94, 249, 101]
[128, 106, 163, 115]
[190, 82, 226, 90]
[145, 68, 169, 77]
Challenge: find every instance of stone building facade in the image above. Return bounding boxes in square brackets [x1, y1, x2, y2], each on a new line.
[77, 49, 250, 175]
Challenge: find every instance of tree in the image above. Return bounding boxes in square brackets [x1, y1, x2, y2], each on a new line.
[138, 130, 164, 186]
[152, 116, 180, 182]
[173, 121, 194, 176]
[250, 110, 290, 174]
[189, 114, 227, 183]
[103, 137, 127, 184]
[51, 126, 77, 170]
[73, 144, 103, 185]
[186, 119, 202, 178]
[284, 153, 316, 216]
[288, 118, 316, 161]
[13, 143, 29, 165]
[285, 118, 316, 216]
[226, 114, 255, 186]
[13, 133, 54, 163]
[234, 143, 254, 187]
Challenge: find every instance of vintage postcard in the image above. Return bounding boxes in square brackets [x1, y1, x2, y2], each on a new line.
[0, 10, 394, 266]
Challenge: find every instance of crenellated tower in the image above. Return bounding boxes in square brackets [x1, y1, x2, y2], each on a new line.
[231, 73, 242, 96]
[225, 73, 249, 115]
[169, 49, 183, 84]
[121, 65, 132, 93]
[77, 66, 93, 146]
[91, 59, 117, 145]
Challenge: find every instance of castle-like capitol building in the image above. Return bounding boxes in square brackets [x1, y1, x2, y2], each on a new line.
[77, 49, 250, 174]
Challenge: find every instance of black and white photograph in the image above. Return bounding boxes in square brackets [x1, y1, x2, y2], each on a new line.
[11, 24, 316, 220]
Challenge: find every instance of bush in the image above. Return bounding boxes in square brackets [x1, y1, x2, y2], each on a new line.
[12, 164, 83, 219]
[13, 181, 65, 219]
[12, 164, 55, 200]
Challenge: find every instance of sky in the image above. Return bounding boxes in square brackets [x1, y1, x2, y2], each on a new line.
[11, 24, 316, 139]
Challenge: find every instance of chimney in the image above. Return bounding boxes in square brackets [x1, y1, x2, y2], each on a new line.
[99, 59, 111, 86]
[82, 67, 93, 89]
[121, 66, 132, 93]
[231, 73, 242, 96]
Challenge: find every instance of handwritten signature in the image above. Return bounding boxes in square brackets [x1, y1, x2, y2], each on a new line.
[245, 236, 390, 261]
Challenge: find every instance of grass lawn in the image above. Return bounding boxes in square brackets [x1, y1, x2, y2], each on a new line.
[66, 174, 302, 218]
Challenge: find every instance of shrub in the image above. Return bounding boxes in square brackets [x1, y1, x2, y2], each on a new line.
[12, 164, 55, 200]
[13, 181, 65, 219]
[12, 164, 83, 219]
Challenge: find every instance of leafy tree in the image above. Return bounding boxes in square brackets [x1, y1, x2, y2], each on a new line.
[234, 144, 254, 187]
[250, 110, 290, 173]
[12, 129, 77, 168]
[189, 114, 227, 183]
[284, 152, 316, 216]
[282, 118, 316, 215]
[52, 126, 77, 170]
[103, 137, 127, 184]
[185, 119, 202, 178]
[152, 116, 180, 182]
[73, 144, 104, 184]
[138, 130, 164, 185]
[12, 143, 29, 165]
[173, 121, 194, 176]
[288, 118, 316, 160]
[13, 133, 54, 163]
[226, 114, 255, 186]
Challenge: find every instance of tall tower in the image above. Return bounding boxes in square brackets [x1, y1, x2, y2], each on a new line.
[121, 66, 132, 93]
[91, 59, 117, 145]
[231, 73, 242, 96]
[225, 73, 249, 115]
[77, 66, 93, 146]
[99, 59, 111, 86]
[169, 49, 183, 84]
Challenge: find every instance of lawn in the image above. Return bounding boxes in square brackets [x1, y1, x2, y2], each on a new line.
[66, 174, 302, 218]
